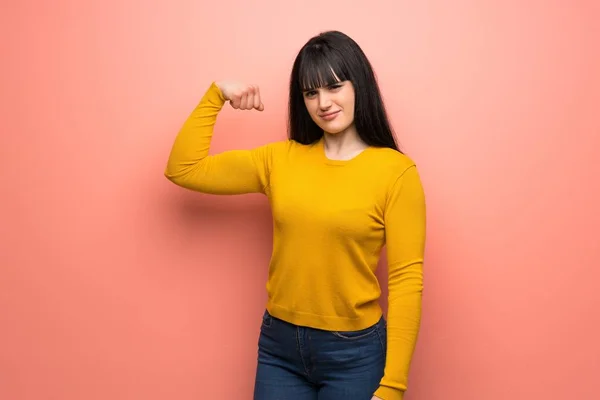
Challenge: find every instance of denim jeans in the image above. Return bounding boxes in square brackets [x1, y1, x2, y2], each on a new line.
[253, 310, 387, 400]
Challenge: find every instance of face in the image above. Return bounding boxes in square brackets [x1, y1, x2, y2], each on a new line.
[302, 80, 355, 135]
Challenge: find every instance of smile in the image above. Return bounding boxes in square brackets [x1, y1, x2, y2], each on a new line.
[319, 111, 340, 121]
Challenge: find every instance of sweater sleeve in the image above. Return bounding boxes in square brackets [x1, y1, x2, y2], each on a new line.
[164, 82, 281, 195]
[375, 165, 426, 400]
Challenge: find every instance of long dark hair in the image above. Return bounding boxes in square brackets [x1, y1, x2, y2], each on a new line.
[287, 30, 401, 152]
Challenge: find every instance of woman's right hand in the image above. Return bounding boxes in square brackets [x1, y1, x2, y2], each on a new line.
[215, 81, 265, 112]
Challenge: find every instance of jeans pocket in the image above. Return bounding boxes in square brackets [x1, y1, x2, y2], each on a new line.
[331, 322, 379, 340]
[261, 310, 273, 328]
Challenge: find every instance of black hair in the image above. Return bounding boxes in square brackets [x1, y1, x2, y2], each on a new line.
[287, 30, 401, 152]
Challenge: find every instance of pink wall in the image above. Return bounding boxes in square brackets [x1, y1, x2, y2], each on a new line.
[1, 1, 599, 399]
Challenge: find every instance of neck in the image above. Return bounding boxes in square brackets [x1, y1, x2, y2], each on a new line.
[322, 125, 368, 160]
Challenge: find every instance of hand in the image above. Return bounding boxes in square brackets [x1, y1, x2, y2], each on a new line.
[371, 397, 383, 400]
[214, 80, 264, 111]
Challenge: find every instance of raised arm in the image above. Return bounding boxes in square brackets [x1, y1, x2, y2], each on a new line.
[375, 165, 427, 400]
[164, 81, 279, 195]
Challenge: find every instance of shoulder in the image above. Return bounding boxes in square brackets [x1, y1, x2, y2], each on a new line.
[368, 147, 418, 176]
[258, 138, 302, 156]
[252, 139, 313, 167]
[251, 138, 292, 154]
[367, 148, 425, 200]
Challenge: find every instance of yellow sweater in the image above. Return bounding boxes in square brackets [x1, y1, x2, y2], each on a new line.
[165, 83, 426, 400]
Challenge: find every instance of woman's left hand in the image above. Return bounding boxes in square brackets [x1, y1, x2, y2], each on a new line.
[371, 397, 382, 400]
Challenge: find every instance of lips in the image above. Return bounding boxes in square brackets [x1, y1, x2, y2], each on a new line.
[319, 110, 340, 120]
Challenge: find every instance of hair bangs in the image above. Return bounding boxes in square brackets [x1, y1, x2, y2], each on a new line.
[298, 46, 350, 91]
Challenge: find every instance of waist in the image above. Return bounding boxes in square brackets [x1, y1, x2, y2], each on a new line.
[265, 298, 383, 332]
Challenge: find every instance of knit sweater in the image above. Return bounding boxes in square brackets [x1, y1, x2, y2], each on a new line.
[164, 82, 426, 400]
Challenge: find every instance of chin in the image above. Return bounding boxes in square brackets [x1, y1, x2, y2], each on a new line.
[323, 125, 350, 135]
[317, 121, 349, 134]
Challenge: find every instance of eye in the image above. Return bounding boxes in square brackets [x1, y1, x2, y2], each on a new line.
[328, 83, 343, 90]
[304, 90, 317, 98]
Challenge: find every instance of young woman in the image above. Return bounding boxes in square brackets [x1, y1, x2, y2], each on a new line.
[165, 30, 426, 400]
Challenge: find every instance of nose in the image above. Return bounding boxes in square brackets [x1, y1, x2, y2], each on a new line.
[318, 91, 332, 110]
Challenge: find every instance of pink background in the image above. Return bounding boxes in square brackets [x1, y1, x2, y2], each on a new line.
[1, 1, 599, 399]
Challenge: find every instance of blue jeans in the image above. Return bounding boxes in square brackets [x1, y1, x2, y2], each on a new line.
[253, 310, 387, 400]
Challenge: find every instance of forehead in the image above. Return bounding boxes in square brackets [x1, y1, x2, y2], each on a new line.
[299, 51, 347, 90]
[301, 66, 344, 90]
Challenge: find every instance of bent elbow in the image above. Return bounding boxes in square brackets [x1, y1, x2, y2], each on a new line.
[164, 169, 176, 184]
[164, 164, 187, 187]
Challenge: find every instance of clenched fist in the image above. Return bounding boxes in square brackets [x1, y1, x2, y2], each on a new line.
[215, 81, 264, 111]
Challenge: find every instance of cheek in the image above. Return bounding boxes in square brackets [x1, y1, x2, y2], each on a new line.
[347, 100, 356, 119]
[304, 100, 318, 118]
[345, 93, 355, 109]
[340, 95, 354, 111]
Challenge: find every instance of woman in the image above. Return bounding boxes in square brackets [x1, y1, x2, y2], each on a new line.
[165, 30, 426, 400]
